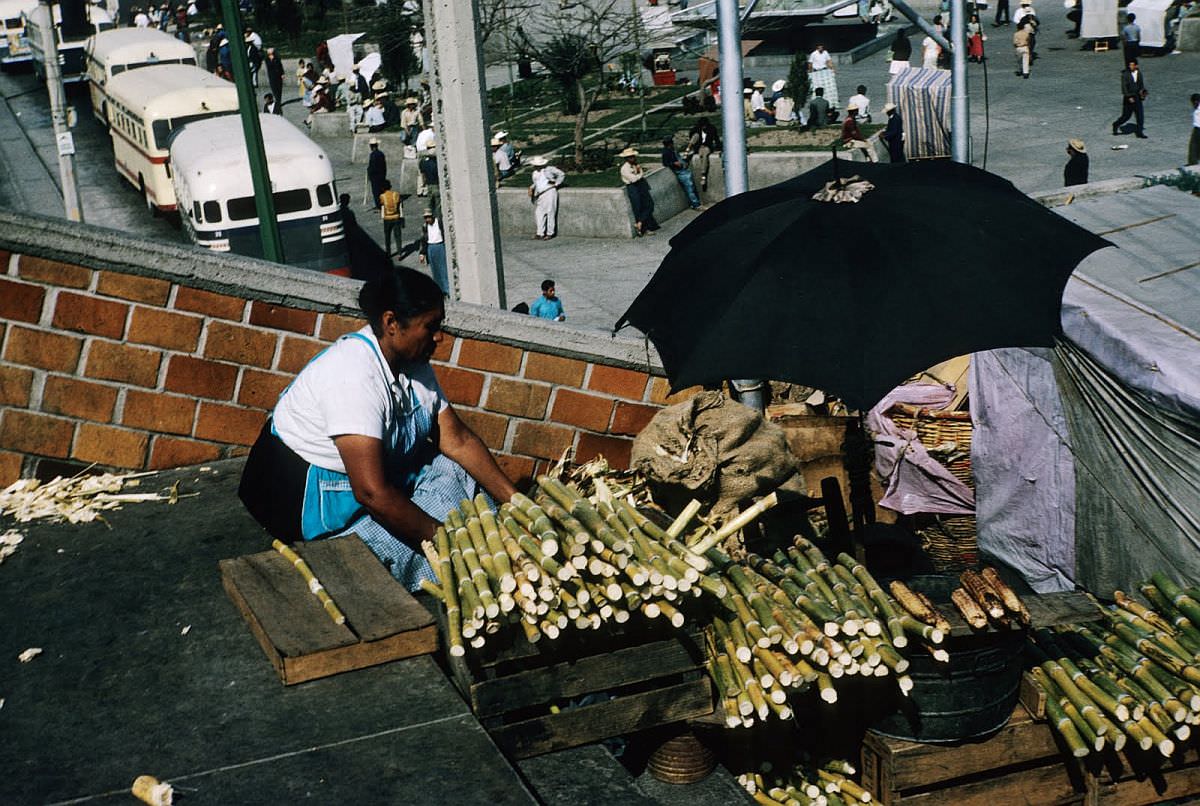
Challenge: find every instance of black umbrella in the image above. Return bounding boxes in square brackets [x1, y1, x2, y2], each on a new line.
[614, 159, 1111, 411]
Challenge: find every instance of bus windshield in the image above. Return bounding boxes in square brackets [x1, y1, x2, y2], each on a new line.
[227, 188, 313, 221]
[152, 110, 235, 150]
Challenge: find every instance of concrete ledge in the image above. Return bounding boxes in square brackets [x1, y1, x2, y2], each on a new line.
[1033, 176, 1149, 207]
[1178, 16, 1200, 51]
[698, 147, 876, 203]
[308, 110, 353, 138]
[0, 209, 664, 372]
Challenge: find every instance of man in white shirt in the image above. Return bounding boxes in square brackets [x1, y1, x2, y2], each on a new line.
[807, 44, 839, 109]
[364, 99, 385, 132]
[491, 137, 514, 185]
[414, 123, 437, 196]
[922, 34, 940, 68]
[133, 6, 151, 26]
[848, 85, 871, 122]
[528, 156, 565, 240]
[419, 209, 448, 292]
[1189, 93, 1200, 166]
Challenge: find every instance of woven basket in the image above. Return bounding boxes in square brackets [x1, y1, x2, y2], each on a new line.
[887, 404, 975, 489]
[917, 515, 980, 572]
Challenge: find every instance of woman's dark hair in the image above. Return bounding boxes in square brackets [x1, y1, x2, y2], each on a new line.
[358, 268, 445, 334]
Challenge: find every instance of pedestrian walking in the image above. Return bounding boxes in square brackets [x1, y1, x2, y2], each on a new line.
[967, 13, 985, 62]
[367, 137, 387, 209]
[1188, 93, 1200, 165]
[1064, 139, 1089, 186]
[1122, 12, 1141, 64]
[618, 148, 659, 237]
[882, 101, 905, 163]
[1013, 19, 1033, 78]
[1112, 59, 1148, 138]
[379, 180, 404, 258]
[414, 122, 436, 197]
[528, 156, 565, 240]
[419, 209, 449, 293]
[264, 48, 284, 106]
[922, 31, 941, 69]
[808, 44, 839, 108]
[661, 137, 701, 209]
[994, 0, 1010, 26]
[687, 117, 720, 192]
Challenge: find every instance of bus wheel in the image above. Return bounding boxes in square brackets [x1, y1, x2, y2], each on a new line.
[139, 177, 159, 217]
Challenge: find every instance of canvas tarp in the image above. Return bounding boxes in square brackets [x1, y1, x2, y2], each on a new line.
[971, 185, 1200, 593]
[1127, 0, 1174, 46]
[886, 68, 951, 161]
[1081, 0, 1119, 39]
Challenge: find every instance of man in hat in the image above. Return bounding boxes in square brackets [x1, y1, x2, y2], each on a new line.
[528, 156, 565, 240]
[364, 98, 386, 132]
[400, 97, 423, 144]
[352, 65, 372, 102]
[619, 148, 659, 236]
[1112, 58, 1148, 139]
[1063, 139, 1089, 186]
[840, 105, 877, 161]
[379, 180, 404, 258]
[419, 143, 441, 218]
[492, 137, 515, 185]
[419, 208, 448, 293]
[334, 75, 350, 110]
[749, 80, 774, 124]
[367, 138, 387, 210]
[742, 87, 755, 123]
[848, 85, 872, 122]
[244, 30, 263, 88]
[1013, 19, 1033, 79]
[133, 5, 150, 27]
[661, 136, 701, 210]
[772, 81, 796, 124]
[264, 47, 284, 106]
[414, 121, 437, 197]
[496, 131, 520, 170]
[881, 101, 905, 163]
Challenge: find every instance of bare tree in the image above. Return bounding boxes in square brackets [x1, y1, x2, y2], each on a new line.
[509, 0, 641, 167]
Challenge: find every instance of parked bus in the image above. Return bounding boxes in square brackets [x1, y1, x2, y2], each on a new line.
[171, 114, 349, 275]
[86, 27, 196, 124]
[105, 64, 238, 213]
[0, 0, 35, 66]
[24, 0, 112, 83]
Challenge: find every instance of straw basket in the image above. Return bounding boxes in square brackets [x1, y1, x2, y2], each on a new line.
[886, 404, 977, 571]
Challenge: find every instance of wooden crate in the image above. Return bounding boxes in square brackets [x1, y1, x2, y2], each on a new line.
[438, 613, 713, 759]
[221, 535, 437, 685]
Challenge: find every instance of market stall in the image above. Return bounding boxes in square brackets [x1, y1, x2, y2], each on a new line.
[1126, 0, 1177, 47]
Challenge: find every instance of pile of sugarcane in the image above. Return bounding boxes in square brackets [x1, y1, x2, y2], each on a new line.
[738, 758, 872, 806]
[1028, 572, 1200, 759]
[950, 567, 1033, 630]
[703, 537, 961, 728]
[420, 475, 734, 657]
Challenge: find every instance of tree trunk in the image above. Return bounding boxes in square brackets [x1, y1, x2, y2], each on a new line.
[573, 79, 588, 167]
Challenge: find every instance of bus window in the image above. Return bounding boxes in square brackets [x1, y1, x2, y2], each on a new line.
[192, 201, 202, 221]
[228, 188, 312, 221]
[202, 200, 221, 222]
[111, 64, 125, 76]
[152, 111, 235, 150]
[315, 183, 334, 207]
[5, 16, 20, 26]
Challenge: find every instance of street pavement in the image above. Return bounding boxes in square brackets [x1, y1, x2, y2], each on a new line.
[0, 4, 1196, 334]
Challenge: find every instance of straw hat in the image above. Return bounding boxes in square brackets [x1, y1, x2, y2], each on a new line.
[772, 79, 786, 93]
[617, 147, 639, 158]
[883, 101, 897, 113]
[405, 96, 419, 105]
[753, 80, 766, 89]
[422, 208, 434, 217]
[368, 137, 379, 145]
[846, 102, 858, 111]
[496, 130, 509, 139]
[528, 155, 549, 167]
[371, 80, 386, 90]
[1068, 138, 1086, 153]
[490, 137, 502, 146]
[743, 87, 753, 95]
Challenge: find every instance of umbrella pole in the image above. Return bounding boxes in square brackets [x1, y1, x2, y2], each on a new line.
[730, 379, 765, 412]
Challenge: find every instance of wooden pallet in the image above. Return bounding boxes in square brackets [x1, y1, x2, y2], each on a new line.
[221, 535, 437, 685]
[862, 703, 1200, 805]
[438, 611, 713, 759]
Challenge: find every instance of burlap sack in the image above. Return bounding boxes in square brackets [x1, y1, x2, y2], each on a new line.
[631, 391, 805, 516]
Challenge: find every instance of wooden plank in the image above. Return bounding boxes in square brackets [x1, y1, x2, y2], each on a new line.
[1094, 762, 1200, 805]
[1020, 670, 1047, 719]
[894, 762, 1086, 805]
[222, 553, 357, 658]
[488, 678, 713, 759]
[278, 622, 438, 685]
[296, 536, 434, 643]
[863, 706, 1064, 792]
[469, 635, 704, 718]
[940, 591, 1100, 638]
[221, 559, 287, 681]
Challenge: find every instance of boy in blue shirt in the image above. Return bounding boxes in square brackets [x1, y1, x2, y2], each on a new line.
[530, 279, 565, 321]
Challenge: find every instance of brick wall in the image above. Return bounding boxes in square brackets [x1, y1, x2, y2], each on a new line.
[0, 224, 690, 489]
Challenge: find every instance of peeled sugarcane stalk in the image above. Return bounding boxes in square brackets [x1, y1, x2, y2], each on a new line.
[960, 570, 1006, 620]
[980, 567, 1032, 626]
[271, 539, 346, 626]
[951, 587, 989, 629]
[689, 492, 779, 556]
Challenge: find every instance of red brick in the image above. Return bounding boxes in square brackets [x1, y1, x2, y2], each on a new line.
[496, 454, 536, 488]
[249, 301, 319, 335]
[0, 450, 22, 486]
[484, 378, 551, 419]
[72, 423, 148, 468]
[84, 341, 161, 387]
[42, 377, 118, 422]
[194, 402, 267, 445]
[0, 365, 35, 407]
[587, 364, 650, 400]
[204, 321, 277, 368]
[164, 355, 237, 400]
[458, 339, 523, 374]
[2, 327, 83, 373]
[96, 272, 171, 305]
[549, 389, 614, 432]
[237, 368, 292, 410]
[277, 336, 327, 374]
[0, 410, 74, 458]
[434, 366, 486, 406]
[524, 352, 587, 387]
[318, 312, 364, 340]
[457, 409, 510, 452]
[611, 401, 661, 437]
[0, 278, 46, 323]
[17, 256, 92, 288]
[173, 286, 245, 320]
[52, 292, 129, 339]
[122, 390, 197, 435]
[148, 436, 223, 469]
[127, 307, 203, 352]
[575, 432, 633, 469]
[510, 421, 575, 462]
[431, 333, 455, 362]
[648, 378, 704, 406]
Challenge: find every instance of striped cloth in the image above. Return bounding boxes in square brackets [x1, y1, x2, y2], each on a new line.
[808, 68, 840, 110]
[886, 68, 952, 160]
[333, 454, 490, 591]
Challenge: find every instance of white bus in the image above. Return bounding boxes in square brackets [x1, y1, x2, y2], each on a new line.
[105, 64, 238, 213]
[171, 114, 349, 275]
[0, 0, 35, 66]
[23, 0, 112, 83]
[86, 27, 196, 124]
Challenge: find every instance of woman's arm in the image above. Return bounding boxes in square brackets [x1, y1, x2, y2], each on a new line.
[334, 434, 441, 546]
[436, 406, 519, 504]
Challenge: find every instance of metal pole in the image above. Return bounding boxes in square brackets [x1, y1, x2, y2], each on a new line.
[219, 0, 283, 263]
[631, 0, 646, 136]
[36, 0, 82, 222]
[949, 0, 968, 163]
